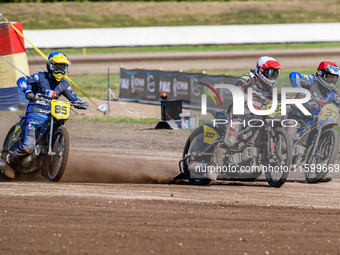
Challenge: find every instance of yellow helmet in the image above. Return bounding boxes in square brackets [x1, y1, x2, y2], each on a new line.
[47, 52, 70, 81]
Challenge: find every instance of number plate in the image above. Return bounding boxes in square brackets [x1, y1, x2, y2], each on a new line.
[12, 125, 21, 142]
[317, 104, 338, 129]
[266, 102, 282, 118]
[203, 125, 220, 144]
[51, 100, 70, 120]
[318, 104, 338, 121]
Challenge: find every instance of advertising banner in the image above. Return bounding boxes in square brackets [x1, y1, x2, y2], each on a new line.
[119, 67, 239, 109]
[119, 68, 159, 101]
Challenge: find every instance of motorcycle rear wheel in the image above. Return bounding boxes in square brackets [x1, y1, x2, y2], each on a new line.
[182, 126, 213, 185]
[264, 128, 292, 188]
[43, 126, 69, 182]
[2, 125, 17, 159]
[1, 125, 18, 179]
[305, 128, 339, 183]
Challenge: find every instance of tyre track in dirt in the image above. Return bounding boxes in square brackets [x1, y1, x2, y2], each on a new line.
[1, 181, 340, 254]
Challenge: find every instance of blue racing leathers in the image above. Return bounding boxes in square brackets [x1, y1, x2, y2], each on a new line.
[13, 72, 81, 157]
[289, 72, 340, 116]
[287, 72, 340, 142]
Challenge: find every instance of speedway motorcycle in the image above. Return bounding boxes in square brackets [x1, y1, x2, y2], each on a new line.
[0, 95, 88, 181]
[289, 103, 339, 183]
[178, 109, 292, 188]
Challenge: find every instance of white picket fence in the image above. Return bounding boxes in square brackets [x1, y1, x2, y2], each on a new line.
[24, 23, 340, 49]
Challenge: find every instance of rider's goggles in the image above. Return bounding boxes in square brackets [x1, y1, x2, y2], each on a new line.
[326, 64, 340, 75]
[263, 68, 280, 80]
[51, 63, 68, 75]
[323, 73, 339, 84]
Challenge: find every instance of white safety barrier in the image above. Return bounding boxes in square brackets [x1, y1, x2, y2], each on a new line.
[24, 23, 340, 49]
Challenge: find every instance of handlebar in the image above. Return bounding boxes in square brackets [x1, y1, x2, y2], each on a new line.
[35, 93, 51, 103]
[35, 93, 90, 109]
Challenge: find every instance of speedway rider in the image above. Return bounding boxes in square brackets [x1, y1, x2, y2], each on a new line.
[2, 51, 88, 177]
[209, 56, 283, 180]
[238, 56, 282, 111]
[288, 61, 340, 182]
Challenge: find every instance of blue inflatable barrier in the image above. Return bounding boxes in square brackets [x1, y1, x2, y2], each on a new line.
[0, 87, 27, 111]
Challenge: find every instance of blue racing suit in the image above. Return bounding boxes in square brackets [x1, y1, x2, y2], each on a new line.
[13, 72, 82, 157]
[288, 72, 340, 141]
[290, 72, 340, 115]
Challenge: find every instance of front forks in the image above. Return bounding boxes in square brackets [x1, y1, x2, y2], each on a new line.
[48, 117, 55, 156]
[309, 129, 322, 159]
[267, 130, 274, 158]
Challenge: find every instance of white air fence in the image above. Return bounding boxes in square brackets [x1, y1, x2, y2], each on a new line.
[24, 23, 340, 49]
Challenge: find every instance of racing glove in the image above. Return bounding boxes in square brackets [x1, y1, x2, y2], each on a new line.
[25, 91, 36, 101]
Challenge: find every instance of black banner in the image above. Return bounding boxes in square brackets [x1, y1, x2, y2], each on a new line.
[119, 68, 239, 108]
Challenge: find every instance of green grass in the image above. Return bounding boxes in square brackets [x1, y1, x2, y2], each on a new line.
[68, 73, 120, 99]
[76, 116, 160, 124]
[3, 1, 340, 29]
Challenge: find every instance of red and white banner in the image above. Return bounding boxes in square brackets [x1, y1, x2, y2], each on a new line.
[0, 22, 26, 56]
[0, 22, 29, 89]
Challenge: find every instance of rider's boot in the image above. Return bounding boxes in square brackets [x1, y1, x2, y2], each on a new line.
[0, 160, 6, 170]
[0, 159, 12, 178]
[0, 156, 15, 179]
[206, 165, 218, 181]
[7, 152, 19, 166]
[3, 153, 16, 179]
[5, 149, 27, 177]
[208, 143, 228, 181]
[318, 173, 332, 183]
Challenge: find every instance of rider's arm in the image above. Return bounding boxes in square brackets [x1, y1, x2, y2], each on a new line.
[62, 84, 89, 109]
[16, 73, 42, 101]
[332, 91, 340, 108]
[16, 74, 39, 94]
[236, 74, 252, 93]
[62, 82, 82, 102]
[289, 72, 315, 89]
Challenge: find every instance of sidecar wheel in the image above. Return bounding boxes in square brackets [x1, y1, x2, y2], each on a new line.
[43, 127, 69, 182]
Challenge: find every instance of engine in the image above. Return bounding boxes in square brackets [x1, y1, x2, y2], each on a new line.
[229, 146, 259, 166]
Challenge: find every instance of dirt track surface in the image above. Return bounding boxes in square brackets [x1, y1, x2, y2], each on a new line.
[1, 181, 340, 255]
[1, 104, 340, 254]
[2, 50, 340, 254]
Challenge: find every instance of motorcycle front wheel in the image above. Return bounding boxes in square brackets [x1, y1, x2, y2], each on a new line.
[43, 126, 69, 182]
[305, 128, 339, 183]
[264, 128, 292, 188]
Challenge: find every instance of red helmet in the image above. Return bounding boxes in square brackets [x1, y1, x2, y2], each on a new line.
[255, 56, 283, 90]
[316, 61, 340, 91]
